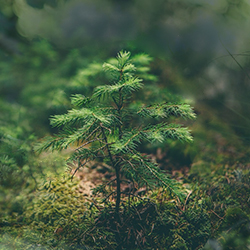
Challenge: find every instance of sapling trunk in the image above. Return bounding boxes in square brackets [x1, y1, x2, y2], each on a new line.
[115, 164, 121, 216]
[101, 126, 121, 218]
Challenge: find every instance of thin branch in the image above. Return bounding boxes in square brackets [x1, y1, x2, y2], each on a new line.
[182, 190, 192, 211]
[139, 156, 181, 204]
[75, 135, 103, 151]
[210, 210, 225, 220]
[100, 123, 112, 134]
[122, 131, 141, 148]
[82, 125, 100, 142]
[111, 94, 119, 109]
[102, 191, 116, 203]
[220, 38, 250, 81]
[120, 156, 149, 187]
[93, 142, 114, 154]
[97, 177, 117, 194]
[71, 158, 91, 179]
[106, 177, 117, 186]
[91, 199, 101, 211]
[121, 192, 154, 202]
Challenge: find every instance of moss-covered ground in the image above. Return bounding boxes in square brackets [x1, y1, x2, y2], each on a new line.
[1, 126, 250, 250]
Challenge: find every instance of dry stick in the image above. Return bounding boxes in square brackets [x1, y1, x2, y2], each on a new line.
[105, 177, 117, 187]
[220, 39, 250, 81]
[210, 210, 225, 220]
[182, 190, 193, 211]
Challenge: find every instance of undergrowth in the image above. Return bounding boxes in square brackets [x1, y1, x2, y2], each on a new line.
[1, 151, 250, 250]
[0, 175, 211, 250]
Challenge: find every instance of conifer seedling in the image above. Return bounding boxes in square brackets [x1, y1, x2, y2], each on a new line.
[38, 51, 196, 219]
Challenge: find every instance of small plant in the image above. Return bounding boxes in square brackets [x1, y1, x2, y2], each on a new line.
[38, 51, 196, 220]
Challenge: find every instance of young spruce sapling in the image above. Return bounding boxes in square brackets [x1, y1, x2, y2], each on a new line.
[37, 51, 196, 218]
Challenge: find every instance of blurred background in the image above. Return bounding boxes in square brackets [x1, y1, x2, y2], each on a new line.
[1, 0, 250, 142]
[1, 0, 250, 170]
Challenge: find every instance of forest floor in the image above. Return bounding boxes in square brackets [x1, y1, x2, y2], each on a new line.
[1, 123, 250, 249]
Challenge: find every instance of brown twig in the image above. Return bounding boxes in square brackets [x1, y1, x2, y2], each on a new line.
[182, 190, 192, 211]
[210, 210, 225, 220]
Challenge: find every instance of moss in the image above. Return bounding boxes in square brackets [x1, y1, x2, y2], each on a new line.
[2, 141, 250, 249]
[223, 207, 249, 229]
[1, 175, 95, 249]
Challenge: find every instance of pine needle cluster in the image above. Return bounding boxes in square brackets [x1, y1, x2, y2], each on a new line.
[37, 51, 196, 216]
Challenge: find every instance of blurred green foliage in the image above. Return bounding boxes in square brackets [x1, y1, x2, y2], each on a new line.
[1, 0, 250, 249]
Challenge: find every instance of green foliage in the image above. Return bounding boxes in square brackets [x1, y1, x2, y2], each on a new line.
[0, 40, 96, 136]
[0, 99, 35, 190]
[0, 156, 20, 187]
[0, 93, 71, 220]
[38, 51, 195, 213]
[69, 51, 157, 99]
